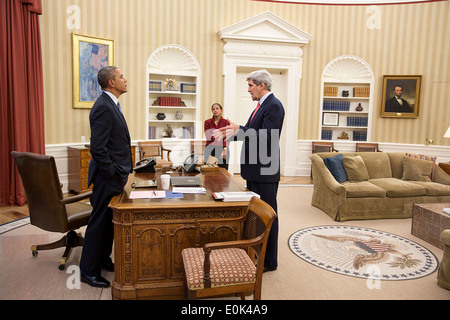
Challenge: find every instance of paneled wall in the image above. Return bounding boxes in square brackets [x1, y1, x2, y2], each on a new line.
[41, 0, 450, 146]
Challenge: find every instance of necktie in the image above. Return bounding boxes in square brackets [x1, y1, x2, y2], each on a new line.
[249, 102, 260, 123]
[117, 102, 122, 112]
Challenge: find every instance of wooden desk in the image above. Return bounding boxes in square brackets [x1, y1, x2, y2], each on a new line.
[110, 169, 249, 300]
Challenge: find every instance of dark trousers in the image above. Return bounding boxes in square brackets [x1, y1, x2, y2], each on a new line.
[246, 180, 279, 269]
[80, 172, 127, 276]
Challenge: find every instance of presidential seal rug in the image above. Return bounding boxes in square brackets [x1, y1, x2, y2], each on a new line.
[288, 225, 438, 281]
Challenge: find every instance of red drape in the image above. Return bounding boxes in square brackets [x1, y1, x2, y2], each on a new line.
[0, 0, 45, 206]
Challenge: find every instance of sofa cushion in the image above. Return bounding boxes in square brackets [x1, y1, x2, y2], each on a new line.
[342, 181, 386, 198]
[408, 181, 450, 196]
[402, 156, 434, 182]
[343, 156, 369, 182]
[323, 154, 347, 183]
[388, 153, 406, 179]
[405, 153, 437, 181]
[358, 152, 392, 179]
[369, 178, 427, 197]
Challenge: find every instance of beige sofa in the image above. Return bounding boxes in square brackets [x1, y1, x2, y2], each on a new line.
[310, 152, 450, 222]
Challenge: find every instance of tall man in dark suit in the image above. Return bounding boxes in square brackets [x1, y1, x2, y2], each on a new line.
[215, 70, 285, 272]
[80, 66, 133, 288]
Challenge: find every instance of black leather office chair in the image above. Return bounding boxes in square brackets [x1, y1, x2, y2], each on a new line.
[11, 151, 92, 270]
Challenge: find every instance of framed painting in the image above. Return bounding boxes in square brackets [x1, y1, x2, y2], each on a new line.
[72, 33, 114, 109]
[380, 75, 422, 118]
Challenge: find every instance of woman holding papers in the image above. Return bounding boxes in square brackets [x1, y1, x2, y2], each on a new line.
[204, 103, 230, 170]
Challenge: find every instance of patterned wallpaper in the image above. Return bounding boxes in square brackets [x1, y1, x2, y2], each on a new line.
[40, 0, 450, 145]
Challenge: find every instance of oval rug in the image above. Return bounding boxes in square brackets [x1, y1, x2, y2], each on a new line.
[288, 225, 439, 281]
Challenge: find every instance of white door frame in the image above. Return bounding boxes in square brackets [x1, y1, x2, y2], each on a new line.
[219, 11, 311, 176]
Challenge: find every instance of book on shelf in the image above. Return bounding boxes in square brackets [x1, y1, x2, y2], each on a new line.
[324, 86, 338, 97]
[323, 100, 350, 111]
[181, 83, 196, 93]
[148, 126, 156, 139]
[353, 130, 367, 141]
[157, 97, 183, 107]
[353, 87, 370, 97]
[149, 81, 162, 92]
[321, 130, 333, 140]
[346, 116, 368, 127]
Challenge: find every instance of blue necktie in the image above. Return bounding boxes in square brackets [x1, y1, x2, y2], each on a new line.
[117, 102, 122, 113]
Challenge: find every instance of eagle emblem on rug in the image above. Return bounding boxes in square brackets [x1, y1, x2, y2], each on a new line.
[312, 234, 421, 270]
[288, 226, 438, 280]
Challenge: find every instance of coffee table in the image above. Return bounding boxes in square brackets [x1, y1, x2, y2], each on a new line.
[412, 203, 450, 249]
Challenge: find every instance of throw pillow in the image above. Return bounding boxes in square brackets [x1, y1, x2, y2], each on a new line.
[323, 154, 347, 183]
[402, 156, 434, 182]
[405, 153, 437, 181]
[343, 156, 369, 182]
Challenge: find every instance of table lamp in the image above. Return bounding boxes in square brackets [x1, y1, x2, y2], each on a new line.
[445, 126, 450, 139]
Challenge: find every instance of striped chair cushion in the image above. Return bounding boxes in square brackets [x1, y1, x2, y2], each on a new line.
[182, 247, 256, 291]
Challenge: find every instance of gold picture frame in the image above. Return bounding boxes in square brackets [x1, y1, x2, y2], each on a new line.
[380, 75, 421, 118]
[72, 33, 114, 109]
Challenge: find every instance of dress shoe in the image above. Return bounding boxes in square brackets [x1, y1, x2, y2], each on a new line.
[81, 275, 111, 288]
[263, 266, 277, 273]
[101, 260, 115, 272]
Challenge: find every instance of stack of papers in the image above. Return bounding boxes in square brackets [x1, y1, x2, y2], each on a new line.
[172, 187, 206, 194]
[212, 192, 260, 202]
[129, 191, 183, 199]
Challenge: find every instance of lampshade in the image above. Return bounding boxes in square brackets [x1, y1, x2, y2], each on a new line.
[445, 126, 450, 138]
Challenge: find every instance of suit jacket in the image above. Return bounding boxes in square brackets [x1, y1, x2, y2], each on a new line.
[385, 97, 412, 113]
[88, 92, 133, 186]
[235, 93, 285, 183]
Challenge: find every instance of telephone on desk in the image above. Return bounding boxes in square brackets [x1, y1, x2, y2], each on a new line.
[134, 158, 156, 173]
[182, 153, 200, 173]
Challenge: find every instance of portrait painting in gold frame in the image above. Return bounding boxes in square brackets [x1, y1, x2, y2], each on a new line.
[380, 75, 421, 118]
[72, 33, 114, 109]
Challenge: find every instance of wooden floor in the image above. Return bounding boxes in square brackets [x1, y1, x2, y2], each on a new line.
[0, 175, 312, 225]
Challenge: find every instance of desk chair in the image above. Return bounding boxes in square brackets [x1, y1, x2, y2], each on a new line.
[355, 142, 380, 152]
[138, 141, 173, 168]
[11, 151, 92, 270]
[182, 197, 277, 300]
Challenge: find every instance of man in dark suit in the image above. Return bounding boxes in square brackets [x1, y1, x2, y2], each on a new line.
[80, 66, 133, 288]
[385, 84, 413, 113]
[215, 70, 284, 272]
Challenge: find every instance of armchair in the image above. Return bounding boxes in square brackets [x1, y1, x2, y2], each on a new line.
[182, 197, 277, 300]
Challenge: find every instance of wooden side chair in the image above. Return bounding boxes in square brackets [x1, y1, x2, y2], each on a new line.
[181, 197, 277, 300]
[190, 140, 207, 164]
[355, 142, 380, 152]
[312, 141, 338, 154]
[138, 141, 173, 168]
[11, 151, 92, 270]
[311, 141, 339, 179]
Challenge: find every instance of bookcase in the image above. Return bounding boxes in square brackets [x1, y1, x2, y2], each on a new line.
[319, 55, 374, 142]
[146, 45, 201, 140]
